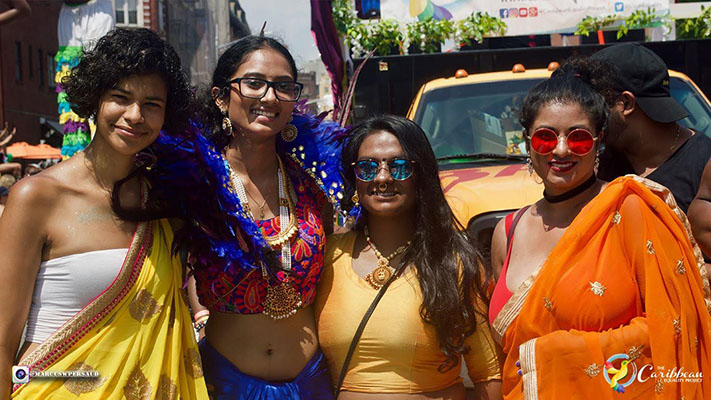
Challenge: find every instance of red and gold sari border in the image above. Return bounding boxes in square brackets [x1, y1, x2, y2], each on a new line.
[15, 221, 153, 388]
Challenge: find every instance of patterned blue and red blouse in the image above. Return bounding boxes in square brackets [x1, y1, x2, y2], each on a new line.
[193, 163, 327, 313]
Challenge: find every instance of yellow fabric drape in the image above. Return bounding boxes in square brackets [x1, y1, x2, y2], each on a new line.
[12, 220, 208, 399]
[495, 176, 711, 399]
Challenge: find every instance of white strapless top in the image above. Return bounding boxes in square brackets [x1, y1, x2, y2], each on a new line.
[25, 248, 128, 343]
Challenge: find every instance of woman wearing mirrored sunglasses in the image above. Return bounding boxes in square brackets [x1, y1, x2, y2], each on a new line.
[315, 115, 503, 399]
[490, 61, 711, 399]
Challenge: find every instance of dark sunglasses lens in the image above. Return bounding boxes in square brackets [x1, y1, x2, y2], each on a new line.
[355, 161, 378, 181]
[531, 129, 558, 154]
[567, 129, 595, 155]
[389, 159, 413, 180]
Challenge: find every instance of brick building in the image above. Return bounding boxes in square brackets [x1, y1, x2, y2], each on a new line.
[0, 0, 240, 145]
[0, 1, 63, 145]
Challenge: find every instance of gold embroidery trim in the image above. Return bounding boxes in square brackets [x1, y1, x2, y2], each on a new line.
[673, 317, 681, 335]
[646, 240, 655, 255]
[62, 362, 107, 395]
[627, 345, 644, 361]
[156, 374, 177, 400]
[611, 211, 621, 225]
[584, 363, 601, 377]
[519, 338, 539, 400]
[16, 221, 151, 371]
[129, 289, 163, 322]
[589, 281, 606, 296]
[631, 176, 711, 309]
[491, 262, 545, 344]
[184, 348, 204, 379]
[543, 297, 553, 311]
[677, 259, 686, 275]
[124, 365, 152, 400]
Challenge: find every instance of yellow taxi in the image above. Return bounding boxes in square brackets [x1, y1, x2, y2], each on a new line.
[407, 65, 711, 264]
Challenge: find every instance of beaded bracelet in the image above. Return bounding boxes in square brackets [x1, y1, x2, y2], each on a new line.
[194, 319, 207, 332]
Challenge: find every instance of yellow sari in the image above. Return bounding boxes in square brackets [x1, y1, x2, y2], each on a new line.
[12, 219, 208, 399]
[493, 176, 711, 399]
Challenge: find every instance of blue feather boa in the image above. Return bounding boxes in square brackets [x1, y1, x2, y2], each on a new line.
[149, 111, 348, 273]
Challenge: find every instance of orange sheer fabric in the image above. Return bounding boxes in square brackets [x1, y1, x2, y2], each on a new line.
[493, 176, 711, 399]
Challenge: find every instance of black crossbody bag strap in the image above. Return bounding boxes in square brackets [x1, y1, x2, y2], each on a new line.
[333, 264, 406, 396]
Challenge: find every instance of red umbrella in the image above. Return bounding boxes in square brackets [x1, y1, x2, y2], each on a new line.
[6, 142, 62, 160]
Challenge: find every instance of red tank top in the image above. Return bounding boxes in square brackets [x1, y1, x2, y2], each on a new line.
[488, 206, 528, 325]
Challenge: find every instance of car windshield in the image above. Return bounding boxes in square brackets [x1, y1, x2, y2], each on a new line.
[414, 76, 711, 161]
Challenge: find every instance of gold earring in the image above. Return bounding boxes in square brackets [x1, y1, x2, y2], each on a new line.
[281, 115, 298, 142]
[527, 157, 533, 176]
[351, 192, 359, 206]
[221, 109, 233, 137]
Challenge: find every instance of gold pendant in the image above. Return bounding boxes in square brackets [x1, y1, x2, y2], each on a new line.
[263, 279, 302, 320]
[365, 265, 393, 290]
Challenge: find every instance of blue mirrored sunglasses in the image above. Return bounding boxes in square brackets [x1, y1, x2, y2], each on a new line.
[352, 158, 415, 181]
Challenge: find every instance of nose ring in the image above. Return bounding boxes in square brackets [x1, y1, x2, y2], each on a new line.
[378, 183, 388, 192]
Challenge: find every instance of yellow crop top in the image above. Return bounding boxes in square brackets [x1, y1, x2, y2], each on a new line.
[314, 232, 502, 394]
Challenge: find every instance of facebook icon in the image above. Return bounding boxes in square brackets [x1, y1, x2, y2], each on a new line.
[615, 2, 624, 12]
[500, 8, 509, 18]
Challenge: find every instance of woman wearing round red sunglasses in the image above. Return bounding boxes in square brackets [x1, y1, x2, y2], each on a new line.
[489, 62, 711, 399]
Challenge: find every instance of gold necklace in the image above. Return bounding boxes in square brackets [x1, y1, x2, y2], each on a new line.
[363, 225, 411, 289]
[226, 156, 298, 248]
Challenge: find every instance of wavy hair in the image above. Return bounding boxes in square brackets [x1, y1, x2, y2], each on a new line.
[62, 27, 192, 134]
[341, 114, 488, 372]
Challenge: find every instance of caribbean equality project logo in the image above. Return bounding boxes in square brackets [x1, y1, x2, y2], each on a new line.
[603, 354, 637, 393]
[600, 353, 703, 394]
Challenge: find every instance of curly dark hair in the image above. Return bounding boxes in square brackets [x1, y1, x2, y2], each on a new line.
[341, 114, 489, 372]
[62, 28, 192, 134]
[519, 57, 613, 135]
[194, 35, 297, 150]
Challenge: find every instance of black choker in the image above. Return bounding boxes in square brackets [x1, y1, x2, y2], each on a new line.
[543, 173, 597, 203]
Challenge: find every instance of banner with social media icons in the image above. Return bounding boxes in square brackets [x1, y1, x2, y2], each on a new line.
[381, 0, 669, 36]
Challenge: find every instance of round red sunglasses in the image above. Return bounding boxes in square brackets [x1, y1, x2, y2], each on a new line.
[528, 128, 599, 156]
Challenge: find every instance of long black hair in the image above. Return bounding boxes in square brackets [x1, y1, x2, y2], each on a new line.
[342, 114, 488, 372]
[519, 58, 612, 135]
[195, 35, 298, 150]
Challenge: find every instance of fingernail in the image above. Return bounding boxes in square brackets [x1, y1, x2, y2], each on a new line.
[515, 361, 520, 367]
[518, 370, 522, 376]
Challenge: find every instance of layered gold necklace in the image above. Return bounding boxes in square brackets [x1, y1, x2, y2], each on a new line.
[226, 154, 301, 319]
[363, 225, 411, 290]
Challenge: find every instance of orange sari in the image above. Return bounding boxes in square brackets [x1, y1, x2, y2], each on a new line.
[493, 176, 711, 399]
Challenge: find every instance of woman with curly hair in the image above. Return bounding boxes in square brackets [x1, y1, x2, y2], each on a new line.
[0, 28, 207, 398]
[315, 114, 502, 399]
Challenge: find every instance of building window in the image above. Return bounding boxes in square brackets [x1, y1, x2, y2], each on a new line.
[15, 42, 22, 83]
[38, 49, 44, 88]
[47, 53, 57, 90]
[28, 45, 33, 79]
[115, 0, 141, 26]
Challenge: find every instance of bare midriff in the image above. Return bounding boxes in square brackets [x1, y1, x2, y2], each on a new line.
[338, 382, 466, 400]
[205, 306, 319, 381]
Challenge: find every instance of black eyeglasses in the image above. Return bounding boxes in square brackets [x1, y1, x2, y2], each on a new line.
[352, 158, 415, 181]
[227, 77, 303, 102]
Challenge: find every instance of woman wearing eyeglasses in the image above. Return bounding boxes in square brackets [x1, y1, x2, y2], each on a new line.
[315, 115, 502, 399]
[141, 35, 347, 399]
[489, 61, 711, 399]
